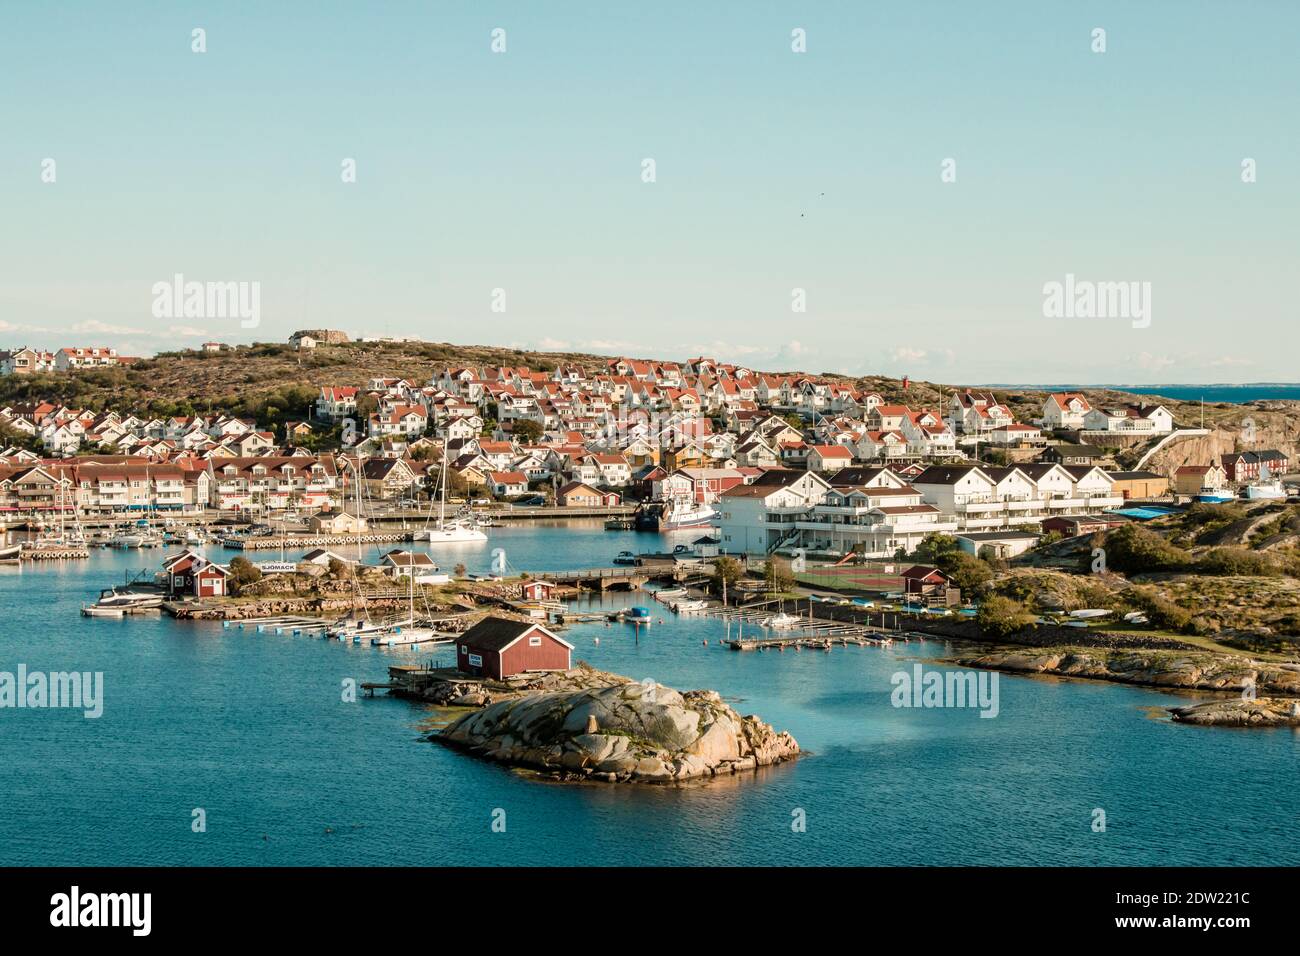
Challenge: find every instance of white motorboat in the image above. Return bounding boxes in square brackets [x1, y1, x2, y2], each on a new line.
[671, 599, 710, 614]
[761, 612, 801, 630]
[94, 587, 164, 610]
[653, 588, 688, 602]
[81, 604, 125, 618]
[657, 499, 717, 531]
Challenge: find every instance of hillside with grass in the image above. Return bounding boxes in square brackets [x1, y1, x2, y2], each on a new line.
[0, 339, 1295, 464]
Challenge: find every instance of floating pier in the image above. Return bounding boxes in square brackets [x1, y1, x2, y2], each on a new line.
[222, 532, 413, 550]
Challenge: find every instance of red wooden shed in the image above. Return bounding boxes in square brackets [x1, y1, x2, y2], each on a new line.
[456, 616, 574, 680]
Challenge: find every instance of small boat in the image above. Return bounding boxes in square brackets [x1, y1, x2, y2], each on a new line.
[612, 551, 638, 566]
[108, 533, 146, 549]
[1122, 611, 1150, 624]
[625, 606, 653, 622]
[671, 599, 709, 614]
[81, 604, 125, 618]
[0, 543, 21, 562]
[94, 587, 164, 610]
[761, 612, 801, 630]
[653, 587, 687, 601]
[1069, 608, 1112, 620]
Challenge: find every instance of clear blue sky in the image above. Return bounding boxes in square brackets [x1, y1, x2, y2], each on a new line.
[2, 1, 1296, 383]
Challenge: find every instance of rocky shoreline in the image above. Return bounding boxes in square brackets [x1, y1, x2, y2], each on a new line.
[1169, 697, 1300, 727]
[433, 668, 800, 784]
[957, 647, 1300, 696]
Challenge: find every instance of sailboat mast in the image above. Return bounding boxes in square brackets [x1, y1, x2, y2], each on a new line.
[439, 435, 448, 530]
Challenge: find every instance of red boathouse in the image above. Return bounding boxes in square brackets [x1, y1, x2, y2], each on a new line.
[456, 616, 574, 680]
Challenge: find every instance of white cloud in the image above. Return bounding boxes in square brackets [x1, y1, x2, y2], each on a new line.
[0, 320, 49, 334]
[1134, 352, 1177, 373]
[167, 325, 209, 337]
[71, 319, 147, 335]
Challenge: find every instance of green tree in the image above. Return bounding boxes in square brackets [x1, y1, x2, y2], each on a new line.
[228, 556, 263, 593]
[764, 557, 795, 595]
[914, 532, 961, 566]
[512, 420, 543, 443]
[711, 556, 743, 600]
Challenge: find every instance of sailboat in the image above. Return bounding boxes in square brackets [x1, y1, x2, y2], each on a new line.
[414, 436, 487, 543]
[27, 470, 87, 553]
[369, 565, 450, 646]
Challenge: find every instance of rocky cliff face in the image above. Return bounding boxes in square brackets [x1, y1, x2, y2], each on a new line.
[1145, 403, 1300, 475]
[437, 678, 800, 783]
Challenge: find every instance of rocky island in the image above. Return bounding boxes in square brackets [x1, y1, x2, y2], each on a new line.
[434, 671, 800, 783]
[1169, 697, 1300, 727]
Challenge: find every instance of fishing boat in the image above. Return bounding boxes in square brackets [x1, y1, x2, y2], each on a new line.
[625, 606, 653, 622]
[1244, 479, 1286, 500]
[657, 499, 717, 531]
[414, 437, 488, 543]
[0, 542, 21, 562]
[1193, 487, 1236, 504]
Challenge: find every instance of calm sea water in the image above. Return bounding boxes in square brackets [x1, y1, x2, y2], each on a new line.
[2, 520, 1297, 866]
[1004, 384, 1300, 404]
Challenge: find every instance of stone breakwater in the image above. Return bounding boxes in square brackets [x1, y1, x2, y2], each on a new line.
[436, 677, 800, 783]
[958, 648, 1300, 696]
[1169, 698, 1300, 727]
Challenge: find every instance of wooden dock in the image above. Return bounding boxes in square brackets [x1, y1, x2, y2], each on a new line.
[221, 532, 413, 550]
[709, 599, 903, 652]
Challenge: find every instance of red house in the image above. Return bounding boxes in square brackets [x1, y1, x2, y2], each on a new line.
[456, 616, 574, 680]
[194, 563, 231, 598]
[520, 580, 556, 602]
[901, 565, 958, 606]
[162, 550, 230, 597]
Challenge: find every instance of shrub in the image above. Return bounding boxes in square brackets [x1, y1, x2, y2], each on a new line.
[977, 595, 1036, 638]
[1195, 548, 1280, 577]
[1102, 524, 1189, 574]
